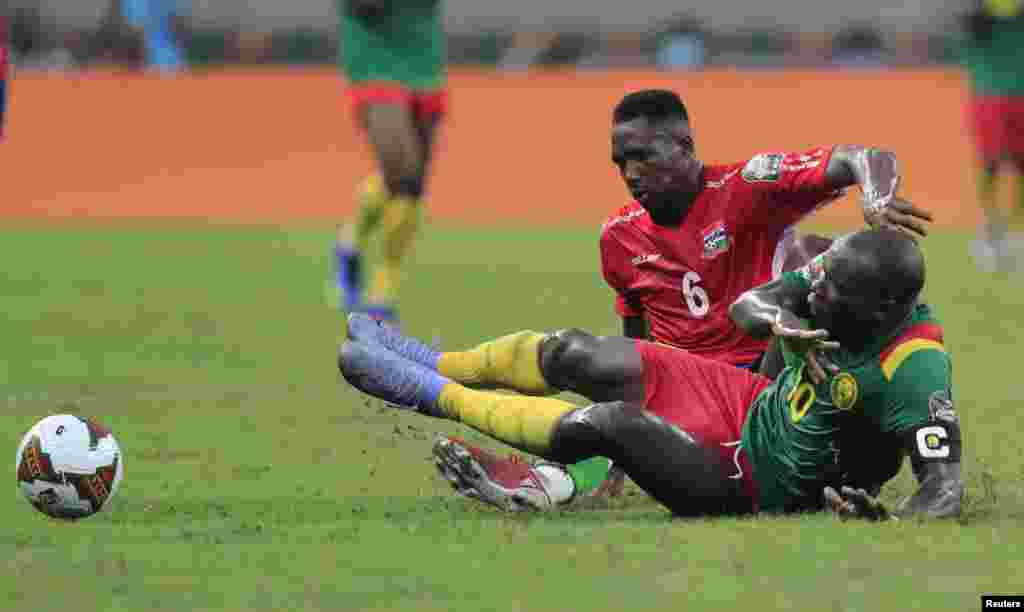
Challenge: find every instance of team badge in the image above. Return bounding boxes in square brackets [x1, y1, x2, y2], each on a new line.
[702, 221, 731, 259]
[830, 372, 858, 411]
[741, 153, 784, 182]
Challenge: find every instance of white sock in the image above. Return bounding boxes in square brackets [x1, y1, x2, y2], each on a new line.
[534, 464, 575, 505]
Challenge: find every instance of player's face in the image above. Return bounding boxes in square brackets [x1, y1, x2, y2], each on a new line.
[808, 251, 885, 337]
[611, 118, 703, 214]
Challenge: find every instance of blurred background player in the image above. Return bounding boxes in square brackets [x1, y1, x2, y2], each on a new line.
[1, 15, 8, 141]
[334, 0, 447, 323]
[959, 0, 1024, 269]
[117, 0, 189, 73]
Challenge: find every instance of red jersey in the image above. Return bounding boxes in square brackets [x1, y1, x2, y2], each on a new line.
[600, 147, 843, 366]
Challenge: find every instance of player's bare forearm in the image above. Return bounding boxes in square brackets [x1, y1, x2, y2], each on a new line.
[729, 278, 803, 339]
[825, 146, 933, 236]
[824, 146, 891, 189]
[622, 315, 647, 340]
[897, 461, 964, 519]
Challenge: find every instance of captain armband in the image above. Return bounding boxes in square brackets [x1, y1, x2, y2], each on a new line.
[906, 391, 962, 463]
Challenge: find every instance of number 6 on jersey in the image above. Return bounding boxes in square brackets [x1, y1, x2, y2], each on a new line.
[682, 271, 710, 317]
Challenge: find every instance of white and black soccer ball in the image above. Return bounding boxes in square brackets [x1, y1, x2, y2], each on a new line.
[15, 414, 124, 520]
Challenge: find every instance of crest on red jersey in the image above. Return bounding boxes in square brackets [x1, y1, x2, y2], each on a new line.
[702, 221, 731, 259]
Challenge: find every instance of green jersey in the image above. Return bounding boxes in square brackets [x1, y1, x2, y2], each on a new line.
[957, 10, 1024, 96]
[337, 0, 445, 91]
[741, 271, 953, 513]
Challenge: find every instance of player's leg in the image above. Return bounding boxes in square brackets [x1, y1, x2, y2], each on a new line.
[335, 89, 425, 316]
[345, 313, 644, 505]
[364, 99, 425, 313]
[431, 339, 766, 512]
[348, 312, 556, 394]
[339, 337, 585, 457]
[411, 91, 445, 191]
[545, 402, 749, 517]
[348, 93, 443, 318]
[1013, 154, 1024, 233]
[345, 313, 644, 399]
[339, 337, 747, 516]
[967, 95, 1010, 268]
[435, 400, 750, 516]
[1005, 97, 1024, 239]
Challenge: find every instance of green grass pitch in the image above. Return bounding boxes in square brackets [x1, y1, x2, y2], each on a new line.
[2, 224, 1021, 611]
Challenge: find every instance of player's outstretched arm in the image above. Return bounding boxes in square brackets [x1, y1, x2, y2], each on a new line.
[730, 277, 838, 383]
[824, 146, 933, 237]
[826, 382, 964, 521]
[728, 277, 807, 340]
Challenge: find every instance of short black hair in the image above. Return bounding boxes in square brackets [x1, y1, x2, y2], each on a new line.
[845, 228, 925, 305]
[613, 89, 689, 125]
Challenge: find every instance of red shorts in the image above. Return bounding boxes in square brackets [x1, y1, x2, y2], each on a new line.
[637, 341, 772, 512]
[967, 95, 1024, 161]
[348, 83, 447, 123]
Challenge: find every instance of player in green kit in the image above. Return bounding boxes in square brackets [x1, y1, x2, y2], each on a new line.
[338, 227, 963, 519]
[732, 230, 962, 516]
[334, 0, 446, 322]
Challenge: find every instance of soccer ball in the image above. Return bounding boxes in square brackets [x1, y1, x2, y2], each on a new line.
[15, 414, 124, 520]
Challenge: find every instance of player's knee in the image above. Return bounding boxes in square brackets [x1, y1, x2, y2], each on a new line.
[392, 174, 425, 199]
[538, 328, 603, 388]
[981, 158, 1001, 176]
[546, 401, 636, 464]
[378, 168, 425, 199]
[782, 234, 833, 273]
[1011, 155, 1024, 175]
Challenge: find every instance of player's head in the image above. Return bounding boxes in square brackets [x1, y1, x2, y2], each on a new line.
[611, 90, 703, 218]
[809, 228, 925, 342]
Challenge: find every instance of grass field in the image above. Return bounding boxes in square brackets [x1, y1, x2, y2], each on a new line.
[3, 224, 1022, 611]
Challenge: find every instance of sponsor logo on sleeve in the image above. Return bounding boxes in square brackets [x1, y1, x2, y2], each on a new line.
[741, 153, 784, 182]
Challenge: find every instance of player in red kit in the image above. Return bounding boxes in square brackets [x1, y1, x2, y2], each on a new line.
[601, 90, 927, 367]
[368, 90, 933, 510]
[601, 145, 841, 368]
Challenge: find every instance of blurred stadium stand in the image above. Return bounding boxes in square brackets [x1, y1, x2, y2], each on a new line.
[5, 0, 972, 70]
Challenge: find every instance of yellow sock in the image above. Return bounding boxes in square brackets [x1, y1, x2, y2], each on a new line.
[366, 196, 420, 304]
[354, 175, 389, 252]
[437, 331, 555, 395]
[437, 384, 576, 455]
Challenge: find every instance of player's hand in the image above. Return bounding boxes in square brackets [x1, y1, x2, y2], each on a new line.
[824, 486, 893, 521]
[864, 197, 933, 239]
[588, 465, 626, 499]
[771, 313, 839, 384]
